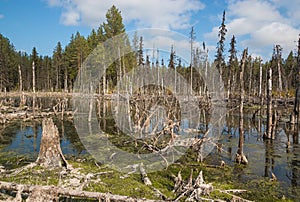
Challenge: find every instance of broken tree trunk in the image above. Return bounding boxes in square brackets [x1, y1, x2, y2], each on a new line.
[18, 64, 26, 107]
[36, 118, 69, 169]
[235, 48, 248, 165]
[264, 66, 274, 139]
[295, 88, 300, 125]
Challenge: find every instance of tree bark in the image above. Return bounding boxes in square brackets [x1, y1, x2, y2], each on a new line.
[32, 61, 36, 93]
[277, 57, 283, 92]
[265, 67, 273, 139]
[295, 88, 299, 125]
[18, 65, 22, 93]
[36, 118, 69, 169]
[64, 67, 68, 93]
[235, 49, 248, 165]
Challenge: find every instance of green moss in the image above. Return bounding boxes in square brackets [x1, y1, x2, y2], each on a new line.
[1, 166, 60, 186]
[0, 154, 298, 201]
[210, 190, 233, 201]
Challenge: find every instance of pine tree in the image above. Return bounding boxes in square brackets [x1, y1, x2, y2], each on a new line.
[216, 10, 227, 79]
[168, 45, 176, 69]
[138, 36, 144, 66]
[52, 42, 63, 90]
[102, 5, 125, 39]
[227, 35, 238, 96]
[101, 5, 127, 88]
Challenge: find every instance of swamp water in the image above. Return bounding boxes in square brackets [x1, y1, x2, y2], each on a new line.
[0, 99, 299, 201]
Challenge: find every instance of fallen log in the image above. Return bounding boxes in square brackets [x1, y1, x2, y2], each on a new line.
[0, 181, 161, 202]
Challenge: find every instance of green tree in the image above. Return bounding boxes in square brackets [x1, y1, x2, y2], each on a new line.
[284, 51, 297, 90]
[215, 10, 227, 78]
[227, 35, 238, 96]
[102, 5, 125, 39]
[0, 34, 18, 91]
[168, 45, 176, 69]
[52, 42, 63, 90]
[138, 36, 144, 66]
[101, 5, 128, 89]
[64, 32, 89, 91]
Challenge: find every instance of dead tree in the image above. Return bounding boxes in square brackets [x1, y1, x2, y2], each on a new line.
[235, 48, 248, 165]
[295, 88, 299, 125]
[36, 118, 69, 169]
[264, 64, 276, 139]
[18, 64, 26, 106]
[32, 61, 36, 93]
[294, 35, 300, 125]
[32, 61, 36, 115]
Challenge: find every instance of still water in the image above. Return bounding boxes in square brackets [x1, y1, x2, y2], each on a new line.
[0, 104, 299, 200]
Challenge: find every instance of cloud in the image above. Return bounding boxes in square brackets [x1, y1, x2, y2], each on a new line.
[0, 14, 4, 19]
[45, 0, 205, 30]
[204, 0, 300, 60]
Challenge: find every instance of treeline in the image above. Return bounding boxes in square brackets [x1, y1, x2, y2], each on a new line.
[0, 6, 299, 98]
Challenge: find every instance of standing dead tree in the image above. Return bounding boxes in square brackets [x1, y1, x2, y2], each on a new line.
[18, 64, 26, 106]
[294, 35, 300, 125]
[235, 48, 248, 165]
[264, 62, 277, 140]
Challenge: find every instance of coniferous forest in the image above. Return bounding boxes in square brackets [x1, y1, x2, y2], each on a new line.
[0, 5, 300, 202]
[0, 7, 298, 96]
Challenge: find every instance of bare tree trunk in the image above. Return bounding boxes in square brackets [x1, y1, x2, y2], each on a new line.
[103, 72, 106, 95]
[295, 88, 300, 125]
[88, 84, 93, 123]
[18, 64, 22, 93]
[265, 67, 273, 139]
[259, 61, 263, 100]
[36, 118, 69, 168]
[18, 64, 26, 106]
[278, 57, 283, 93]
[56, 64, 59, 91]
[64, 67, 68, 93]
[32, 61, 36, 93]
[248, 60, 252, 96]
[32, 61, 36, 116]
[235, 49, 248, 165]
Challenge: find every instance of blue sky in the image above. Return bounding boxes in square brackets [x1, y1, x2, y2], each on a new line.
[0, 0, 299, 62]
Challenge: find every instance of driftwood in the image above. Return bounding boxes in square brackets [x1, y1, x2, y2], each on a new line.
[0, 181, 161, 202]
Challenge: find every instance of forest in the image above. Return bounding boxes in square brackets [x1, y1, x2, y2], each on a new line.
[0, 5, 299, 202]
[0, 7, 298, 96]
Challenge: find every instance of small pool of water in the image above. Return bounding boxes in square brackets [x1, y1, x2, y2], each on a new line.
[0, 119, 87, 160]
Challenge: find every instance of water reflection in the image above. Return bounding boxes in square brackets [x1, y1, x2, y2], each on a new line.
[0, 99, 299, 199]
[0, 119, 86, 157]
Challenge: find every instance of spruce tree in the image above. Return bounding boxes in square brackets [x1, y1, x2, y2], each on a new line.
[216, 10, 227, 80]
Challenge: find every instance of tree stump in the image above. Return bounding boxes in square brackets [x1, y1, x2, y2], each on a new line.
[36, 118, 69, 169]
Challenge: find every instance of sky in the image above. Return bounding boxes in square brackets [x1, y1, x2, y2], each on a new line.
[0, 0, 300, 62]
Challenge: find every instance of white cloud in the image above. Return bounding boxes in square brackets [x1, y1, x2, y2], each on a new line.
[204, 0, 300, 60]
[61, 10, 80, 26]
[46, 0, 205, 30]
[0, 14, 4, 19]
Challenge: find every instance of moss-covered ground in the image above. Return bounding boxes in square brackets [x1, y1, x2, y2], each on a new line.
[0, 153, 297, 201]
